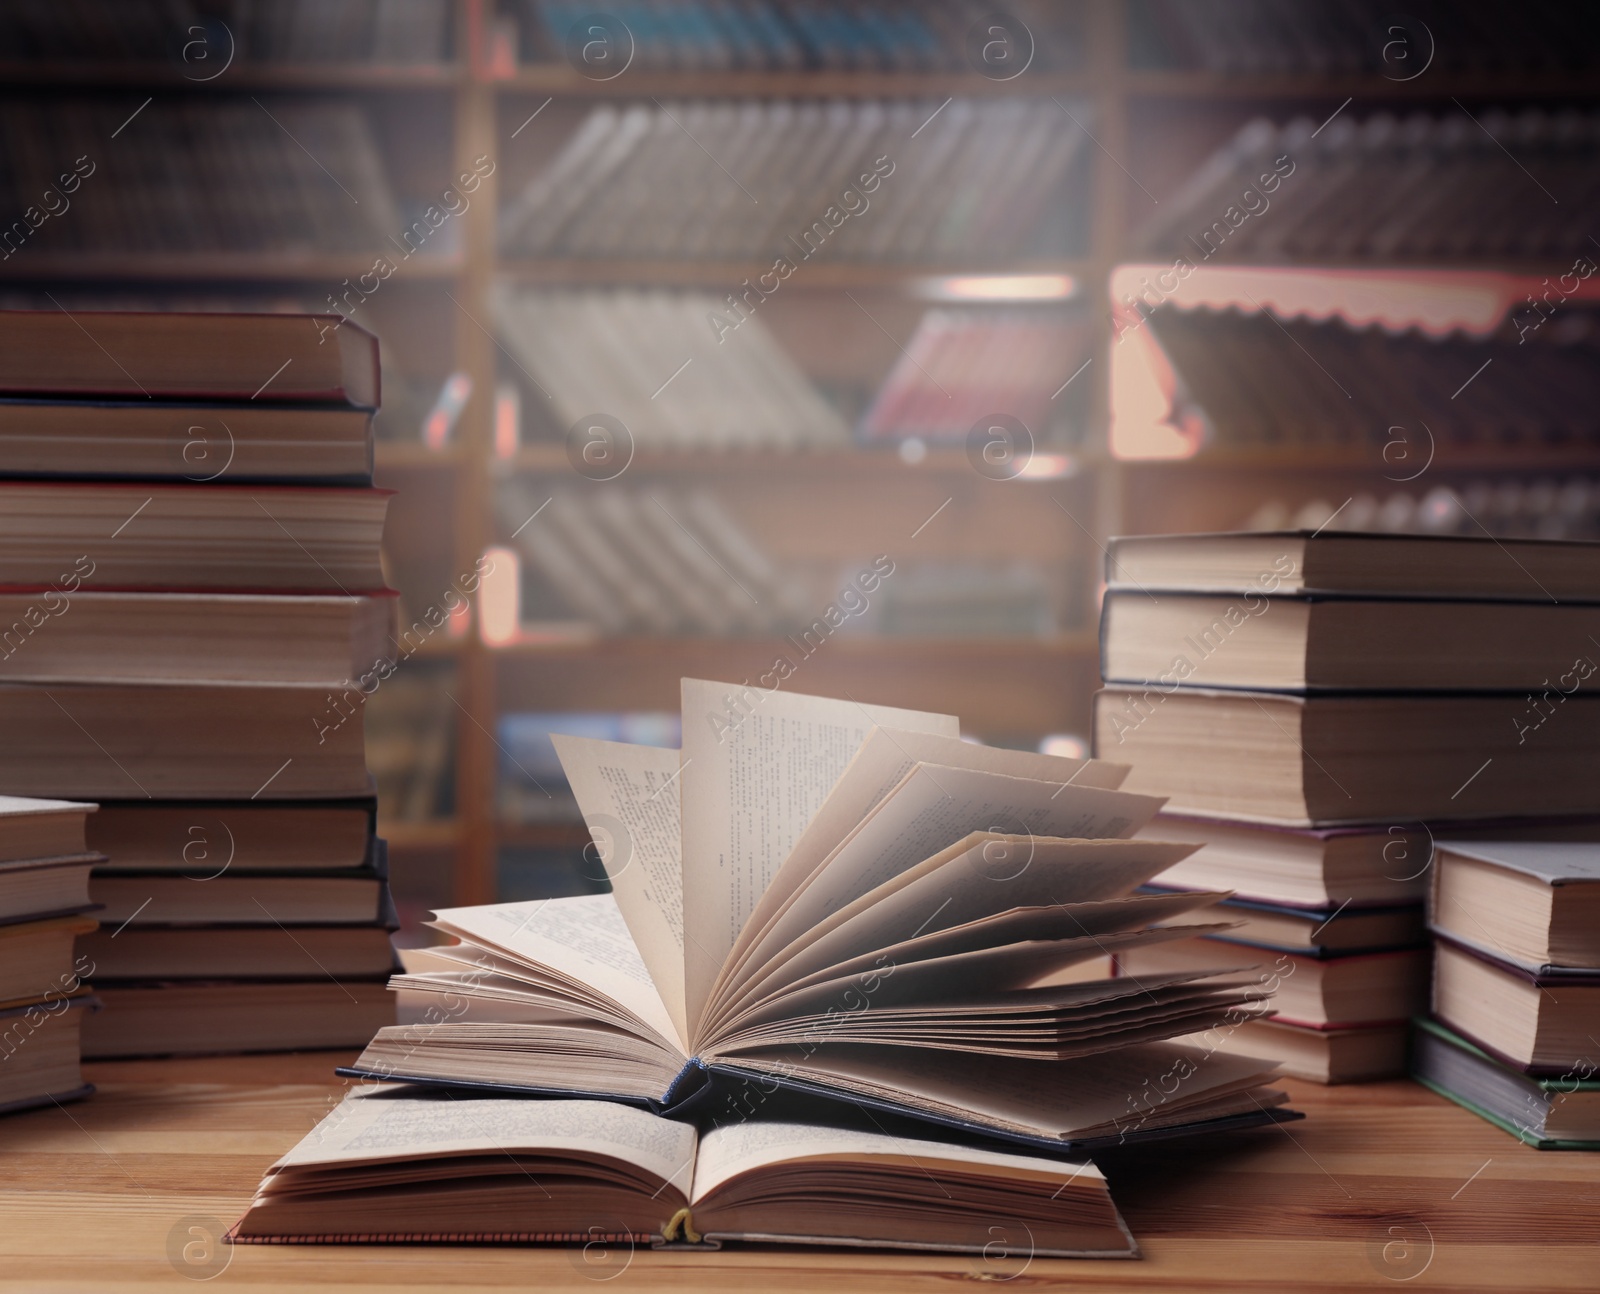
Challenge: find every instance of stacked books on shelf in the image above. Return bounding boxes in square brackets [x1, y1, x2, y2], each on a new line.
[496, 477, 816, 635]
[0, 796, 100, 1115]
[0, 308, 399, 1058]
[1096, 530, 1600, 1083]
[497, 710, 680, 823]
[234, 680, 1296, 1251]
[365, 665, 456, 824]
[515, 0, 1080, 73]
[499, 99, 1090, 263]
[1133, 109, 1600, 264]
[0, 100, 404, 256]
[236, 0, 453, 64]
[1414, 841, 1600, 1149]
[1241, 477, 1600, 542]
[495, 287, 849, 450]
[0, 0, 453, 65]
[1129, 0, 1600, 78]
[1136, 300, 1600, 455]
[857, 308, 1091, 445]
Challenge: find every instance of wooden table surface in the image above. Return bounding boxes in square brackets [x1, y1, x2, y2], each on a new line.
[4, 1052, 1598, 1292]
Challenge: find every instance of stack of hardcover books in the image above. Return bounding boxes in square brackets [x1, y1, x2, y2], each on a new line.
[1095, 529, 1600, 1083]
[0, 308, 398, 1058]
[1413, 841, 1600, 1148]
[232, 679, 1297, 1253]
[0, 796, 100, 1114]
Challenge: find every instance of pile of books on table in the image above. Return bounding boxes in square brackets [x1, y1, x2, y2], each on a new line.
[232, 680, 1297, 1255]
[1414, 840, 1600, 1149]
[1096, 529, 1600, 1083]
[0, 308, 398, 1058]
[0, 796, 99, 1114]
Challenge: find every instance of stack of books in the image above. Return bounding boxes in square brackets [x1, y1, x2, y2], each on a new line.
[1095, 529, 1600, 1083]
[1414, 841, 1600, 1148]
[0, 308, 399, 1059]
[0, 796, 99, 1114]
[232, 679, 1295, 1252]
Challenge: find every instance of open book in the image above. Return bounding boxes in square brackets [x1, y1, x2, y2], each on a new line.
[232, 1087, 1137, 1255]
[345, 681, 1293, 1151]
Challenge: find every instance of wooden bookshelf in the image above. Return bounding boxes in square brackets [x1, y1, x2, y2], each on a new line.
[0, 62, 465, 90]
[33, 0, 1598, 908]
[495, 258, 1095, 289]
[0, 253, 465, 283]
[499, 67, 1104, 98]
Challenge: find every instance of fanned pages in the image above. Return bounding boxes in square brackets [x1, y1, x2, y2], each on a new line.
[347, 680, 1295, 1154]
[677, 679, 959, 1026]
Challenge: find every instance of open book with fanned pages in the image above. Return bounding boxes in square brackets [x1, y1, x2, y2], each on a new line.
[339, 681, 1295, 1159]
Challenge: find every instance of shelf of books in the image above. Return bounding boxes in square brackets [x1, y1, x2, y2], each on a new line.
[29, 0, 1599, 922]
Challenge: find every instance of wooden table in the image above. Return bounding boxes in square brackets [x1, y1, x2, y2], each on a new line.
[5, 1052, 1598, 1291]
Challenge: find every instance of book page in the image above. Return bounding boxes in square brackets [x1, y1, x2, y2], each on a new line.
[432, 896, 682, 1053]
[724, 767, 1167, 1011]
[690, 1118, 1100, 1203]
[710, 729, 1132, 1012]
[552, 734, 689, 1043]
[727, 837, 1202, 1015]
[731, 1040, 1278, 1141]
[764, 889, 1226, 1000]
[277, 1088, 698, 1191]
[733, 922, 1235, 1026]
[679, 679, 958, 1036]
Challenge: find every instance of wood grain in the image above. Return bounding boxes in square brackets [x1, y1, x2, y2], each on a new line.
[2, 1053, 1598, 1291]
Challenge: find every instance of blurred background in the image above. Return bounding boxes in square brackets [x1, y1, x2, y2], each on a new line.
[6, 0, 1598, 932]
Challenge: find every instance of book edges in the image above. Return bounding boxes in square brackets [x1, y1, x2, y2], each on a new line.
[0, 990, 98, 1018]
[1409, 1073, 1600, 1151]
[0, 1082, 94, 1117]
[1413, 1015, 1600, 1088]
[95, 834, 390, 884]
[1265, 1013, 1414, 1032]
[331, 1061, 1302, 1155]
[1198, 934, 1428, 962]
[226, 1225, 1137, 1258]
[0, 909, 100, 936]
[1109, 529, 1590, 552]
[1432, 930, 1600, 983]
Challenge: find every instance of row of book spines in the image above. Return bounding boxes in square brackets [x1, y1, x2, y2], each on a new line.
[0, 0, 452, 66]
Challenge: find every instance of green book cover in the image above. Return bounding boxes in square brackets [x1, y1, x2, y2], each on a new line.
[1411, 1017, 1600, 1151]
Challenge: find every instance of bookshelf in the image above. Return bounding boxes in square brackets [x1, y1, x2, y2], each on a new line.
[26, 1, 1598, 916]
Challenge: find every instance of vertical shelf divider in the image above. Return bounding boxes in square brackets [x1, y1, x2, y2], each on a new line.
[453, 0, 500, 904]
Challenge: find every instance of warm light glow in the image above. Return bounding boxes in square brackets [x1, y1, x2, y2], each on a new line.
[1110, 314, 1200, 460]
[423, 371, 472, 450]
[479, 546, 521, 645]
[494, 383, 521, 460]
[1039, 734, 1088, 760]
[918, 274, 1077, 302]
[1016, 452, 1077, 479]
